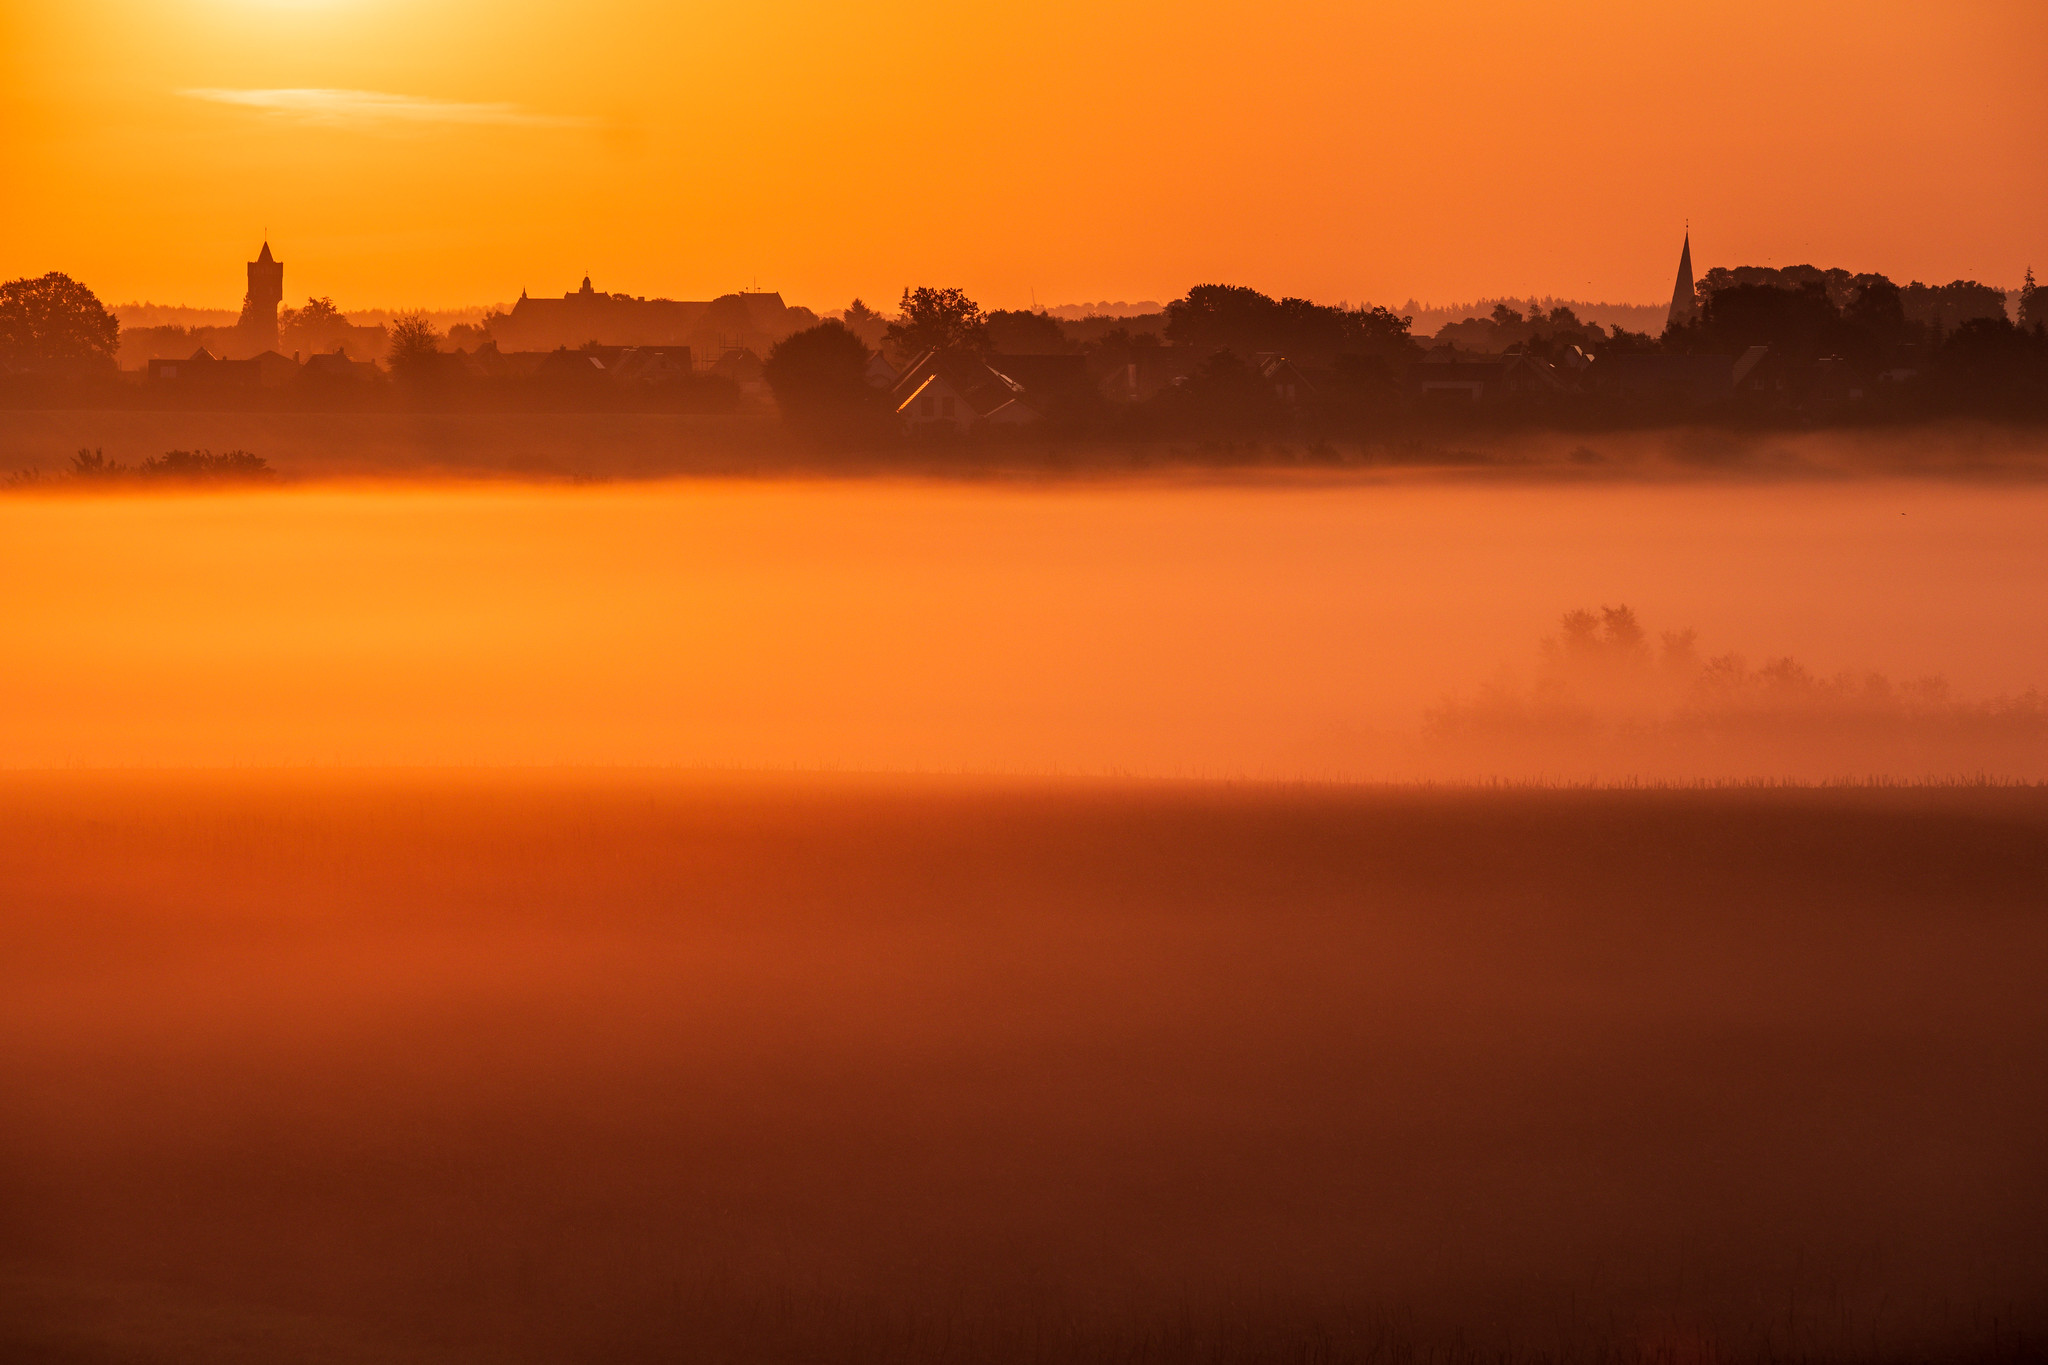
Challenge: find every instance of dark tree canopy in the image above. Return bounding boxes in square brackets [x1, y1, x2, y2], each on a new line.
[1164, 285, 1280, 353]
[60, 447, 276, 483]
[281, 297, 349, 351]
[0, 272, 120, 370]
[1899, 279, 2010, 332]
[1694, 282, 1838, 356]
[1843, 275, 1907, 339]
[285, 296, 344, 330]
[1923, 315, 2047, 413]
[839, 298, 889, 348]
[386, 313, 442, 376]
[1085, 325, 1163, 370]
[763, 321, 877, 425]
[883, 287, 987, 359]
[985, 309, 1070, 354]
[1435, 303, 1605, 357]
[1598, 327, 1662, 358]
[2018, 268, 2044, 331]
[1699, 264, 1862, 308]
[1164, 285, 1415, 366]
[1147, 349, 1286, 435]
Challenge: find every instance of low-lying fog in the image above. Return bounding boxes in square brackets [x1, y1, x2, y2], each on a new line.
[4, 474, 2046, 778]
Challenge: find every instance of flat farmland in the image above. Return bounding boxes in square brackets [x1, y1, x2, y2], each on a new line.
[2, 774, 2043, 1363]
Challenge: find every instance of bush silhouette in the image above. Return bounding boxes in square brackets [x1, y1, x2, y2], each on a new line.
[7, 448, 279, 488]
[764, 322, 887, 434]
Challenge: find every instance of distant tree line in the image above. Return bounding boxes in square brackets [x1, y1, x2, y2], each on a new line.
[761, 267, 2048, 440]
[5, 262, 2045, 435]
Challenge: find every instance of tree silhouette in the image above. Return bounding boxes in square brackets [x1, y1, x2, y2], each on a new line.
[386, 313, 442, 378]
[884, 287, 986, 359]
[2021, 268, 2045, 332]
[985, 309, 1070, 354]
[1148, 349, 1286, 435]
[42, 447, 276, 484]
[1696, 282, 1837, 356]
[1843, 275, 1907, 339]
[1165, 285, 1280, 354]
[839, 298, 888, 348]
[0, 272, 119, 370]
[140, 449, 276, 482]
[1165, 284, 1416, 366]
[763, 321, 881, 429]
[281, 297, 349, 353]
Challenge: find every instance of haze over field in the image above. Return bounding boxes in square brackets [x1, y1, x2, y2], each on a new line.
[4, 469, 2047, 778]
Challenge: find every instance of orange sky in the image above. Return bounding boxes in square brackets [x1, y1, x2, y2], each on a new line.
[2, 0, 2043, 312]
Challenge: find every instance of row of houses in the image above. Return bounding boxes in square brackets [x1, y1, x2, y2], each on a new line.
[140, 342, 766, 394]
[873, 341, 1905, 431]
[1411, 345, 1897, 407]
[130, 334, 1886, 422]
[872, 348, 1321, 431]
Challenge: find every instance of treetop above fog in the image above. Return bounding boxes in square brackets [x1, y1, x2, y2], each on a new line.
[1165, 285, 1417, 365]
[0, 272, 120, 370]
[884, 287, 987, 360]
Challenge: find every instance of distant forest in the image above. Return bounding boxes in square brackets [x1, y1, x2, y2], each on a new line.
[2, 262, 2043, 442]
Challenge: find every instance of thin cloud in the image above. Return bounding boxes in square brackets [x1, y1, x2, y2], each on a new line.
[178, 88, 595, 130]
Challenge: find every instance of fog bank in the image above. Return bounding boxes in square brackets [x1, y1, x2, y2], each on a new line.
[3, 477, 2046, 777]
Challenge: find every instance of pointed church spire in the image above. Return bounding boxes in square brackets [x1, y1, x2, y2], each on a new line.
[1666, 231, 1698, 332]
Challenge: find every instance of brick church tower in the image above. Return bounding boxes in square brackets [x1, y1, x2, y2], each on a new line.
[240, 242, 284, 352]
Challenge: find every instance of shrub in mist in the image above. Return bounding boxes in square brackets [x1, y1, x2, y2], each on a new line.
[385, 313, 443, 384]
[1425, 606, 2048, 779]
[763, 321, 893, 440]
[4, 447, 277, 489]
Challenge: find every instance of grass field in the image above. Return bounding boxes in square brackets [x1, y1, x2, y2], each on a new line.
[3, 773, 2043, 1363]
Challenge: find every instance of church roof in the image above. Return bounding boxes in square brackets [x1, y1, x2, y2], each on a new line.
[1667, 232, 1698, 331]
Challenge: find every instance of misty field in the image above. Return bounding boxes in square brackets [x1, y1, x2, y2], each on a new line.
[4, 468, 2048, 778]
[2, 773, 2044, 1364]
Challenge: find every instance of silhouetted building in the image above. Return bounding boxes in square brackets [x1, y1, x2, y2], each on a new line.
[1097, 350, 1199, 403]
[496, 277, 698, 349]
[891, 349, 1043, 431]
[146, 346, 297, 391]
[1667, 232, 1698, 333]
[1410, 350, 1563, 402]
[1590, 352, 1732, 407]
[240, 243, 284, 352]
[300, 348, 380, 386]
[863, 352, 900, 390]
[610, 347, 694, 388]
[985, 353, 1091, 407]
[1252, 354, 1316, 405]
[490, 279, 817, 355]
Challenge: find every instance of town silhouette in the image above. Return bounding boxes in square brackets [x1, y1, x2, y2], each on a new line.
[3, 237, 2041, 445]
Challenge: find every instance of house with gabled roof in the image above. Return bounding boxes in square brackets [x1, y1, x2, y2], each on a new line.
[1410, 348, 1568, 402]
[890, 349, 1043, 431]
[1252, 354, 1316, 405]
[986, 353, 1091, 409]
[146, 347, 299, 390]
[864, 352, 901, 390]
[1097, 349, 1199, 403]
